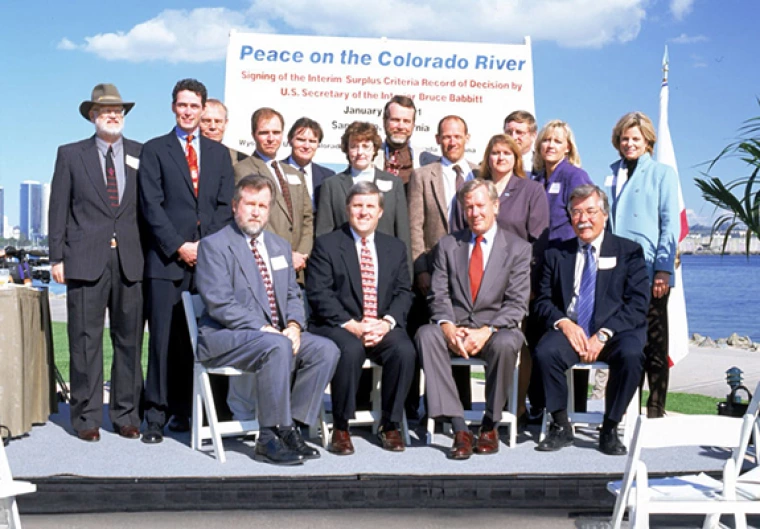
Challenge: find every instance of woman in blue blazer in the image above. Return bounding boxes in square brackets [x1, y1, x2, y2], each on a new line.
[533, 120, 593, 242]
[606, 111, 680, 418]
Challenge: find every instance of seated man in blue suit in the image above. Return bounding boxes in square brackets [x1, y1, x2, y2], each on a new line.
[195, 175, 339, 465]
[532, 184, 649, 456]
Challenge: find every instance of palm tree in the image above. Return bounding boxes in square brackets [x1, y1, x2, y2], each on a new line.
[695, 100, 760, 255]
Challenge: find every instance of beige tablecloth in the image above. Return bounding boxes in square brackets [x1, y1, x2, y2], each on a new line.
[0, 286, 57, 438]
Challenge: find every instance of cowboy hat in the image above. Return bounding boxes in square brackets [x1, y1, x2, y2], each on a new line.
[79, 83, 134, 121]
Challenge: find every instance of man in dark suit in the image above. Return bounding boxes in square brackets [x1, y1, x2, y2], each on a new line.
[307, 181, 416, 455]
[283, 117, 335, 213]
[138, 78, 234, 443]
[199, 98, 248, 165]
[49, 83, 144, 442]
[315, 122, 411, 264]
[503, 110, 538, 179]
[532, 184, 649, 455]
[416, 179, 531, 460]
[195, 175, 339, 465]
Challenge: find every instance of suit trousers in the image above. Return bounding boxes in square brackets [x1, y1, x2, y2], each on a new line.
[416, 324, 522, 423]
[311, 326, 416, 425]
[202, 331, 339, 428]
[533, 329, 645, 423]
[144, 271, 194, 427]
[67, 248, 143, 432]
[643, 292, 670, 418]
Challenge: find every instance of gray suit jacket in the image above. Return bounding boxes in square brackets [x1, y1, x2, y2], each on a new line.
[429, 227, 531, 329]
[195, 223, 304, 362]
[233, 154, 313, 256]
[407, 160, 479, 276]
[49, 135, 144, 282]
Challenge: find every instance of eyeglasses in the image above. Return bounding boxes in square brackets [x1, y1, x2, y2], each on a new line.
[570, 208, 602, 219]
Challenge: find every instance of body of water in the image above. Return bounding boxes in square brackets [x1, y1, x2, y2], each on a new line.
[38, 254, 759, 341]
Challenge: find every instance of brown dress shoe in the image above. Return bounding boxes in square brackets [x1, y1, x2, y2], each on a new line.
[329, 429, 354, 455]
[118, 425, 141, 439]
[378, 428, 405, 452]
[448, 430, 474, 460]
[77, 428, 101, 442]
[474, 428, 499, 455]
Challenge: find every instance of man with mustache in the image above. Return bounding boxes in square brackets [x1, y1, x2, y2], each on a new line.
[49, 84, 144, 442]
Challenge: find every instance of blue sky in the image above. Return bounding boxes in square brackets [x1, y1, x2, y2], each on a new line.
[1, 0, 758, 228]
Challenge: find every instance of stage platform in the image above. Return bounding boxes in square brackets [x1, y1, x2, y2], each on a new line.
[6, 401, 742, 516]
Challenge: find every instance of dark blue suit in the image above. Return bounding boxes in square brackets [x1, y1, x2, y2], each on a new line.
[138, 128, 234, 426]
[532, 233, 650, 422]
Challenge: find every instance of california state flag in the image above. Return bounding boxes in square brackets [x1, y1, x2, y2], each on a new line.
[656, 47, 689, 366]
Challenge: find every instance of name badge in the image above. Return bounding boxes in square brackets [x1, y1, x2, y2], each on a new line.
[548, 182, 561, 194]
[286, 173, 302, 185]
[270, 255, 288, 271]
[376, 180, 393, 192]
[126, 155, 140, 170]
[598, 257, 617, 270]
[604, 175, 614, 187]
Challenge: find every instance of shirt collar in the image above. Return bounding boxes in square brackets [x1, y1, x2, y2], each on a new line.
[255, 150, 273, 163]
[349, 227, 375, 245]
[287, 155, 310, 172]
[95, 135, 123, 155]
[578, 231, 605, 255]
[471, 222, 498, 244]
[175, 127, 199, 142]
[350, 166, 375, 179]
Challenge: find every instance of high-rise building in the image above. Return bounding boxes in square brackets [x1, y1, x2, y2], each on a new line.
[20, 181, 42, 241]
[42, 183, 51, 238]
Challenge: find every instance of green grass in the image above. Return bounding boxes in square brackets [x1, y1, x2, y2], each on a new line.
[470, 371, 727, 415]
[52, 321, 149, 382]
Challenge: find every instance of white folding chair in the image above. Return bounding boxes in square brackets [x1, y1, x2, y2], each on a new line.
[540, 361, 639, 447]
[183, 292, 260, 464]
[608, 413, 759, 529]
[321, 359, 411, 446]
[424, 355, 521, 447]
[0, 439, 36, 529]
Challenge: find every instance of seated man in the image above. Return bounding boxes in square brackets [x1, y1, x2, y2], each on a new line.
[532, 184, 649, 456]
[307, 181, 416, 455]
[195, 175, 339, 466]
[415, 179, 530, 460]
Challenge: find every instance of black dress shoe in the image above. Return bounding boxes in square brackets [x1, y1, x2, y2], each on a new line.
[536, 423, 574, 452]
[142, 423, 164, 444]
[280, 428, 320, 460]
[599, 428, 627, 456]
[254, 438, 304, 466]
[168, 415, 190, 433]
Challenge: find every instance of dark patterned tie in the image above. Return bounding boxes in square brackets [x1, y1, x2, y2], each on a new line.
[251, 238, 279, 329]
[360, 237, 377, 318]
[469, 235, 484, 301]
[105, 146, 119, 209]
[271, 161, 293, 220]
[453, 164, 465, 191]
[576, 244, 597, 336]
[186, 135, 199, 196]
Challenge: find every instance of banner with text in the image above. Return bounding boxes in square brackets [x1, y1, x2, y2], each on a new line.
[224, 32, 535, 166]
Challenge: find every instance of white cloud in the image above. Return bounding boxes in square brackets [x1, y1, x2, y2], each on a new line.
[59, 0, 650, 63]
[690, 53, 708, 68]
[670, 0, 695, 20]
[669, 33, 708, 44]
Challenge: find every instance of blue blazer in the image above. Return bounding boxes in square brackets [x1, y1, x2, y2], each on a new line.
[606, 152, 680, 286]
[533, 234, 650, 344]
[138, 130, 234, 280]
[534, 158, 593, 242]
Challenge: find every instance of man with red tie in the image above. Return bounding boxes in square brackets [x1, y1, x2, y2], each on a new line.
[138, 78, 234, 443]
[306, 181, 416, 455]
[415, 179, 531, 460]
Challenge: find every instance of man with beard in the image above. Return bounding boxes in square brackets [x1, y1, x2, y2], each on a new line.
[49, 83, 144, 442]
[199, 98, 248, 165]
[195, 175, 339, 465]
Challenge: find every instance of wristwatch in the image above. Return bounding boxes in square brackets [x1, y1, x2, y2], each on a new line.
[596, 330, 610, 344]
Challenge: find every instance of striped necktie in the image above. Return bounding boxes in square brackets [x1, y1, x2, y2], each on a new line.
[186, 135, 199, 196]
[360, 237, 377, 318]
[576, 244, 597, 336]
[251, 238, 279, 329]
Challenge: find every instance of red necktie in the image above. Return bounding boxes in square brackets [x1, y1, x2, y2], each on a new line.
[251, 238, 279, 329]
[105, 146, 119, 209]
[469, 235, 484, 301]
[360, 237, 377, 319]
[186, 135, 199, 196]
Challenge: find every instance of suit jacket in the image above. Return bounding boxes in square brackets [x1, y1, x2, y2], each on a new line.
[280, 158, 335, 213]
[138, 130, 234, 280]
[195, 224, 304, 362]
[534, 158, 593, 242]
[407, 160, 479, 276]
[234, 154, 313, 256]
[429, 227, 531, 329]
[306, 225, 413, 330]
[49, 136, 143, 282]
[607, 152, 680, 285]
[532, 234, 650, 344]
[228, 147, 249, 166]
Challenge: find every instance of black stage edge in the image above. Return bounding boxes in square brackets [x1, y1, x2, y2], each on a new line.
[16, 473, 644, 514]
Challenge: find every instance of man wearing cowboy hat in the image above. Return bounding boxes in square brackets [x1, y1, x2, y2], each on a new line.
[49, 83, 144, 442]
